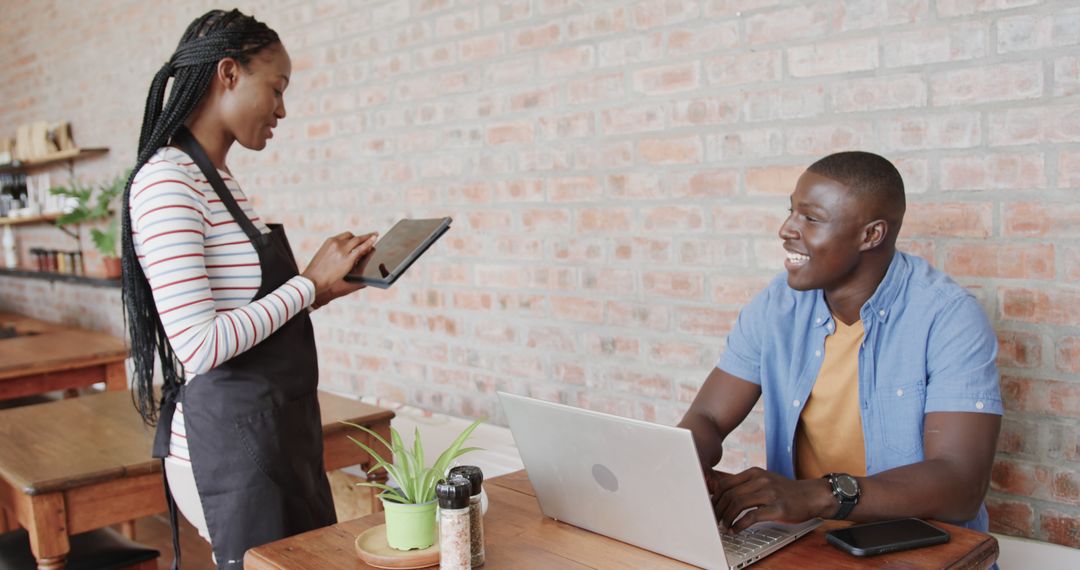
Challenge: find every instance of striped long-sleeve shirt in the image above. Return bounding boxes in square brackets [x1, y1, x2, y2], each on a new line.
[131, 146, 316, 460]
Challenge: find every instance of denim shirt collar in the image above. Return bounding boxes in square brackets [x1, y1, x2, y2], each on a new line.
[812, 250, 906, 329]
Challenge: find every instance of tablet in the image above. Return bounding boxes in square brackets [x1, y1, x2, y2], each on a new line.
[344, 217, 452, 288]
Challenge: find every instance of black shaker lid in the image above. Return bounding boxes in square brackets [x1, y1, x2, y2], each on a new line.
[436, 476, 472, 509]
[448, 465, 483, 495]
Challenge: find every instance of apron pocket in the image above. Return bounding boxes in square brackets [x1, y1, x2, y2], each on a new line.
[234, 392, 323, 490]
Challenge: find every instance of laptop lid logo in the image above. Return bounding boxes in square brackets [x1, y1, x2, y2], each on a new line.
[592, 464, 619, 492]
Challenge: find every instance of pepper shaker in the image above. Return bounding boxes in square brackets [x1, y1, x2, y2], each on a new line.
[437, 476, 472, 570]
[448, 465, 485, 567]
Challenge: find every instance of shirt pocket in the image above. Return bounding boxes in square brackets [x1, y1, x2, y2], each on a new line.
[875, 381, 927, 457]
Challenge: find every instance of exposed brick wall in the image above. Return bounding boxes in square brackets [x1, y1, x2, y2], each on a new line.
[1, 0, 1076, 547]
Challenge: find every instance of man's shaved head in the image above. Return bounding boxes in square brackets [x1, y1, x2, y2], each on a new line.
[806, 151, 906, 243]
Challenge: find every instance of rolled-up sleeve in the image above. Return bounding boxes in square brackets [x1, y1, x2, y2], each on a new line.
[716, 285, 773, 385]
[924, 294, 1003, 415]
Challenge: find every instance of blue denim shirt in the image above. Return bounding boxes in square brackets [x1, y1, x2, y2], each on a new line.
[717, 251, 1002, 532]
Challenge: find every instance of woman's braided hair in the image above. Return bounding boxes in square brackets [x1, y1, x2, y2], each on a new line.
[122, 9, 279, 425]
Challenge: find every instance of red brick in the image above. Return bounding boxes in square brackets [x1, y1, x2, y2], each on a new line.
[1001, 287, 1080, 328]
[666, 22, 739, 55]
[573, 141, 634, 170]
[644, 271, 705, 301]
[597, 35, 665, 68]
[540, 45, 595, 76]
[583, 333, 640, 357]
[527, 267, 577, 291]
[712, 276, 772, 306]
[989, 106, 1080, 146]
[507, 86, 558, 112]
[537, 111, 594, 139]
[670, 96, 741, 127]
[904, 202, 993, 238]
[745, 3, 842, 45]
[939, 153, 1046, 190]
[605, 369, 674, 399]
[944, 243, 1054, 279]
[897, 239, 936, 265]
[511, 22, 560, 51]
[996, 330, 1044, 369]
[1056, 337, 1080, 374]
[607, 300, 670, 330]
[712, 205, 787, 236]
[1066, 245, 1080, 282]
[674, 169, 739, 198]
[521, 209, 571, 233]
[787, 37, 879, 78]
[880, 112, 982, 150]
[565, 5, 627, 40]
[840, 0, 929, 30]
[704, 50, 783, 86]
[550, 176, 602, 202]
[706, 129, 783, 160]
[1001, 375, 1080, 418]
[1041, 510, 1080, 548]
[632, 62, 700, 95]
[745, 165, 805, 196]
[744, 86, 827, 122]
[581, 268, 637, 295]
[577, 208, 633, 233]
[1059, 150, 1080, 188]
[830, 74, 927, 113]
[642, 206, 704, 231]
[987, 497, 1035, 537]
[785, 122, 876, 156]
[601, 104, 665, 136]
[1055, 55, 1080, 97]
[458, 33, 504, 62]
[679, 239, 751, 268]
[465, 210, 512, 231]
[612, 237, 673, 264]
[676, 307, 739, 337]
[996, 12, 1053, 53]
[1004, 202, 1080, 238]
[638, 136, 703, 164]
[997, 416, 1040, 455]
[486, 122, 534, 145]
[553, 238, 605, 262]
[931, 62, 1043, 106]
[629, 0, 700, 29]
[991, 458, 1040, 497]
[883, 22, 987, 67]
[938, 0, 1039, 18]
[649, 340, 705, 367]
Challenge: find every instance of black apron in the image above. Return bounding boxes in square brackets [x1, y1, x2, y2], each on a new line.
[152, 127, 336, 569]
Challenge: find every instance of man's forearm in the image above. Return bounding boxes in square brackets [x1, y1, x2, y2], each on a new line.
[849, 458, 990, 523]
[678, 411, 727, 470]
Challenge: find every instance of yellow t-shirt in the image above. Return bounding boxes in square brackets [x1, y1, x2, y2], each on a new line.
[795, 316, 867, 479]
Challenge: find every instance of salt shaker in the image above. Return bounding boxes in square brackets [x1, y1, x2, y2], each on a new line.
[448, 465, 485, 567]
[437, 476, 472, 570]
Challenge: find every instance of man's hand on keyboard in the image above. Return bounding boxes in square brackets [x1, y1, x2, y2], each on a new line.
[708, 467, 834, 533]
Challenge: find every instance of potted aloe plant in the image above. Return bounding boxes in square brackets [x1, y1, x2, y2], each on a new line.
[344, 419, 482, 551]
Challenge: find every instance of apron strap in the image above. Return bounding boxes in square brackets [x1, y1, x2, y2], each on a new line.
[161, 458, 183, 570]
[172, 127, 264, 244]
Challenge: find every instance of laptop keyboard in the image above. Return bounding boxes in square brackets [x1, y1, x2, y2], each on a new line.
[721, 526, 788, 560]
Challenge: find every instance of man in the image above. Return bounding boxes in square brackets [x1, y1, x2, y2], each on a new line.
[679, 151, 1001, 534]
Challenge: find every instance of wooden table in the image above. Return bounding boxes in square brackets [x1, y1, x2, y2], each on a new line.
[0, 389, 393, 569]
[246, 469, 999, 570]
[0, 312, 127, 400]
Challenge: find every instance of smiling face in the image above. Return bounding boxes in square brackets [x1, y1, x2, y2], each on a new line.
[219, 43, 291, 151]
[779, 171, 877, 292]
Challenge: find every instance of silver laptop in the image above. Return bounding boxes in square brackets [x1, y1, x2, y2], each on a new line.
[498, 392, 820, 570]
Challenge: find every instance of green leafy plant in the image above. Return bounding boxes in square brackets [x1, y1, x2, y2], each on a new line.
[49, 170, 128, 257]
[343, 419, 483, 505]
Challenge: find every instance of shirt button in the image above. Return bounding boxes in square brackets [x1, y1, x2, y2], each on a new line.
[879, 309, 886, 317]
[896, 388, 904, 397]
[815, 350, 822, 357]
[815, 317, 822, 324]
[793, 399, 800, 407]
[975, 401, 985, 410]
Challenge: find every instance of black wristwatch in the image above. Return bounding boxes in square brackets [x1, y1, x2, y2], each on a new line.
[824, 472, 860, 520]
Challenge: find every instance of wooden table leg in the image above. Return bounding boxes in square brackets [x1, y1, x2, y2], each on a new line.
[26, 493, 70, 570]
[105, 360, 127, 391]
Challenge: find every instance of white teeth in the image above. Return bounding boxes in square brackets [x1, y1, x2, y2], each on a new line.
[786, 252, 809, 263]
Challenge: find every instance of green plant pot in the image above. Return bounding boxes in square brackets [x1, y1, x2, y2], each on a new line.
[380, 495, 437, 551]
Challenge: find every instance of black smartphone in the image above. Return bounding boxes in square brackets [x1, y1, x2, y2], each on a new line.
[826, 518, 950, 557]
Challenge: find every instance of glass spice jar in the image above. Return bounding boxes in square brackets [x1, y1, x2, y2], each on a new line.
[437, 476, 472, 570]
[449, 465, 485, 567]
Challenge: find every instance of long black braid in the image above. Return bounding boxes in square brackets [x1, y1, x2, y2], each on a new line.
[122, 9, 280, 425]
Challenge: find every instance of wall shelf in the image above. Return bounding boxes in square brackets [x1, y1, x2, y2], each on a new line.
[0, 213, 63, 226]
[0, 148, 109, 174]
[0, 267, 119, 288]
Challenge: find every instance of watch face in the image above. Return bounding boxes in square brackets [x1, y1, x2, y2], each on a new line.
[836, 475, 859, 498]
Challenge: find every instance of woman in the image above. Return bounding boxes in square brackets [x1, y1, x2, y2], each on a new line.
[121, 9, 375, 567]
